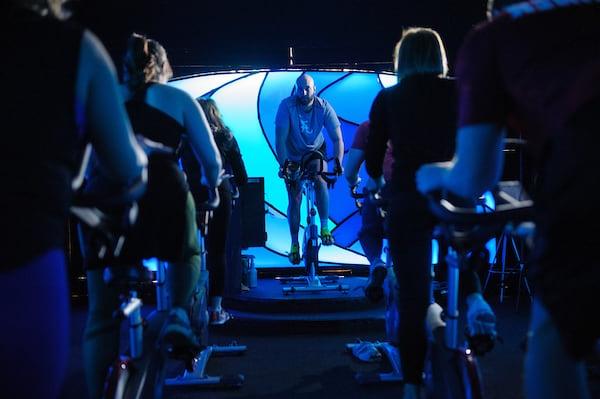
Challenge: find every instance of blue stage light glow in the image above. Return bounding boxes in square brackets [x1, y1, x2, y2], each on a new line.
[169, 69, 443, 268]
[170, 72, 250, 98]
[378, 73, 398, 88]
[320, 72, 383, 124]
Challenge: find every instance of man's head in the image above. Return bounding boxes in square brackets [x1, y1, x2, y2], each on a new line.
[295, 74, 316, 106]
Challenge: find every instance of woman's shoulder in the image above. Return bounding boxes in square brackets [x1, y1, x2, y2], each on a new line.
[151, 82, 193, 101]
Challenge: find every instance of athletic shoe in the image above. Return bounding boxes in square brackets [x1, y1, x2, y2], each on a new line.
[320, 227, 335, 246]
[365, 261, 387, 303]
[160, 306, 200, 355]
[210, 309, 232, 325]
[466, 293, 497, 338]
[288, 242, 301, 264]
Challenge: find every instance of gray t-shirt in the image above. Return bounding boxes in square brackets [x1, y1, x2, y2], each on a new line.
[275, 96, 340, 161]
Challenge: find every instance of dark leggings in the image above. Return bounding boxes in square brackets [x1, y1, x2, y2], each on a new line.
[205, 185, 232, 298]
[0, 249, 69, 398]
[388, 195, 482, 385]
[83, 193, 201, 399]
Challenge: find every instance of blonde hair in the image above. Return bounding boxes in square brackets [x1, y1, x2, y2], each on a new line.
[393, 27, 448, 81]
[13, 0, 70, 19]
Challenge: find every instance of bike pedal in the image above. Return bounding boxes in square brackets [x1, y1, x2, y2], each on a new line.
[465, 333, 497, 356]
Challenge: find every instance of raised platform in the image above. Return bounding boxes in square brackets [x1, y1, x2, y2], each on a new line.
[225, 275, 385, 322]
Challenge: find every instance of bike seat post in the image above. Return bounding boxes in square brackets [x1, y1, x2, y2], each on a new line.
[445, 246, 461, 350]
[198, 210, 210, 272]
[156, 260, 169, 312]
[119, 290, 144, 359]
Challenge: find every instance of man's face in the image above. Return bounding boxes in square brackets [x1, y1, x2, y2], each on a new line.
[296, 80, 316, 105]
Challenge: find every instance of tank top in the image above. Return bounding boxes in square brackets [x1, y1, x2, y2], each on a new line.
[125, 83, 185, 153]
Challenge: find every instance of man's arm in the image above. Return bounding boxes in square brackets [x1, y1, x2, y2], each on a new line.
[275, 101, 290, 166]
[326, 125, 344, 171]
[416, 123, 505, 199]
[275, 125, 289, 167]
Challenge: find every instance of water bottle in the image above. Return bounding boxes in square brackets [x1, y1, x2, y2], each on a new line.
[248, 255, 257, 288]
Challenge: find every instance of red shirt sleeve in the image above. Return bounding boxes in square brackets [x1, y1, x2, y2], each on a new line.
[456, 21, 508, 128]
[350, 121, 370, 150]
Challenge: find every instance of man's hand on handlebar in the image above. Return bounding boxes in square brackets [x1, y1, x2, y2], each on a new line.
[333, 158, 343, 176]
[278, 160, 300, 181]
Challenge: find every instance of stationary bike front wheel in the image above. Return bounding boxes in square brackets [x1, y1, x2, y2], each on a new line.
[303, 225, 320, 276]
[105, 350, 167, 399]
[425, 328, 484, 399]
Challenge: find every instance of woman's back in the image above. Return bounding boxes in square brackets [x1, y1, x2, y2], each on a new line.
[125, 83, 187, 151]
[371, 74, 457, 192]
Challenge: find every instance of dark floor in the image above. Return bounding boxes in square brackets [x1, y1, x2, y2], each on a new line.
[59, 277, 599, 399]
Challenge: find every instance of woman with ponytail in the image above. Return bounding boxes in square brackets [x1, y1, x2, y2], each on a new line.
[82, 33, 222, 399]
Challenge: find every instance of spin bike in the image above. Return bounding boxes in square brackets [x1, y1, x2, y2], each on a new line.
[75, 176, 240, 398]
[345, 186, 403, 384]
[73, 180, 187, 399]
[279, 150, 349, 294]
[166, 185, 246, 389]
[424, 182, 533, 399]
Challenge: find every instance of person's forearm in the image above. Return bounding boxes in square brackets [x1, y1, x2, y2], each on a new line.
[275, 127, 288, 166]
[202, 152, 222, 187]
[333, 137, 343, 165]
[276, 143, 287, 166]
[343, 148, 364, 186]
[444, 125, 505, 199]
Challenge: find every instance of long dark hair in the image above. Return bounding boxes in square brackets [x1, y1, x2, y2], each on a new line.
[122, 33, 173, 92]
[197, 98, 233, 141]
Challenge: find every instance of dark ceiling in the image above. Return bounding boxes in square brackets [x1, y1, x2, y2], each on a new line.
[72, 0, 487, 78]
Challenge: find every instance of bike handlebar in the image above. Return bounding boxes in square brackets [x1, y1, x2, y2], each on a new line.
[280, 150, 341, 188]
[427, 185, 533, 227]
[427, 181, 534, 252]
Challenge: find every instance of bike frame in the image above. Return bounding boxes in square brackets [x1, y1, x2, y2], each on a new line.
[280, 151, 348, 294]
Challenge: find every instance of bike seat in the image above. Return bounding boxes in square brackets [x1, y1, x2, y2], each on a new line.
[428, 181, 534, 253]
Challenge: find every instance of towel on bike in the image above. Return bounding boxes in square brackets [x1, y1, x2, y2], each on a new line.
[351, 340, 383, 363]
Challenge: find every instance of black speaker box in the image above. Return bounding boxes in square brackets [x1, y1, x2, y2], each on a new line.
[239, 177, 267, 248]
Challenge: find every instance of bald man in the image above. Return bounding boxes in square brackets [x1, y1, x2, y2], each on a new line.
[275, 74, 344, 264]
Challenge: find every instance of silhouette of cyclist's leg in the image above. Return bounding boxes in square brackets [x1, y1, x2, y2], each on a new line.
[525, 298, 590, 399]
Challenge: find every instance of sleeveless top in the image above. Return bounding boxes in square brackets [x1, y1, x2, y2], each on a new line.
[112, 84, 190, 265]
[1, 7, 84, 270]
[125, 83, 185, 153]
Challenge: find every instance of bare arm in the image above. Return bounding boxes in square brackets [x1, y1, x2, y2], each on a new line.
[416, 124, 505, 199]
[182, 95, 223, 188]
[344, 148, 364, 186]
[275, 125, 289, 166]
[76, 30, 147, 185]
[326, 125, 344, 169]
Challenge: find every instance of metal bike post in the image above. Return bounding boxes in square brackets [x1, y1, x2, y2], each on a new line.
[156, 261, 169, 312]
[120, 292, 144, 359]
[445, 248, 460, 349]
[306, 180, 318, 284]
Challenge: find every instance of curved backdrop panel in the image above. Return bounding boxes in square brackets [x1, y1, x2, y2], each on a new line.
[169, 69, 397, 268]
